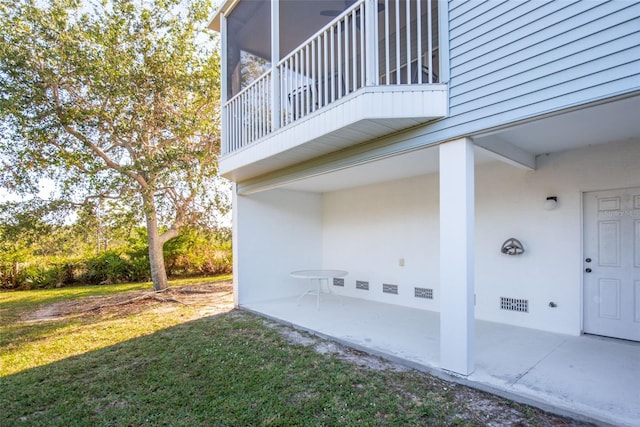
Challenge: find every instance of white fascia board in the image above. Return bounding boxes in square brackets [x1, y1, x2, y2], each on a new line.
[208, 0, 241, 31]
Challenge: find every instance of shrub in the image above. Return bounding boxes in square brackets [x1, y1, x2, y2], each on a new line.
[0, 228, 232, 289]
[163, 229, 232, 277]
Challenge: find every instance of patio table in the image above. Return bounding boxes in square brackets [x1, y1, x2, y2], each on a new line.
[290, 269, 348, 309]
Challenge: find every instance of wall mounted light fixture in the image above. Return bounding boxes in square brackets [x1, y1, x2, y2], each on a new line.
[544, 196, 558, 210]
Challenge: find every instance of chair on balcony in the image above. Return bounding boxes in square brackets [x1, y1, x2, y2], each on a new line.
[288, 84, 316, 120]
[287, 72, 346, 122]
[411, 63, 439, 84]
[316, 72, 347, 108]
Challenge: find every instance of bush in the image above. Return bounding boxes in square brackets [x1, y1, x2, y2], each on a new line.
[80, 251, 138, 284]
[163, 229, 232, 277]
[0, 229, 232, 290]
[16, 263, 64, 289]
[1, 258, 72, 289]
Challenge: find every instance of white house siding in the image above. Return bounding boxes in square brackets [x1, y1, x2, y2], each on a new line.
[321, 138, 640, 336]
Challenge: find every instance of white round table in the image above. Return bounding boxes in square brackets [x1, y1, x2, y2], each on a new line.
[290, 269, 348, 309]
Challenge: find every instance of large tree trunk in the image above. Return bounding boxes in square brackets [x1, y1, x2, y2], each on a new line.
[143, 195, 169, 292]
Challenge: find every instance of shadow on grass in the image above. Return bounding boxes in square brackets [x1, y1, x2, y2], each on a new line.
[0, 318, 83, 348]
[1, 310, 453, 427]
[1, 293, 173, 348]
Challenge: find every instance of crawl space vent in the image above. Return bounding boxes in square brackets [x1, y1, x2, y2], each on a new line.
[333, 278, 344, 287]
[356, 280, 369, 291]
[500, 297, 529, 313]
[414, 287, 433, 299]
[382, 284, 398, 295]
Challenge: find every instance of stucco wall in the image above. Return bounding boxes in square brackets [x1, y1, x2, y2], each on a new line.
[321, 138, 640, 335]
[234, 188, 323, 305]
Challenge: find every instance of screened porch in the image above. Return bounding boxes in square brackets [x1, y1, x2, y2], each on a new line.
[214, 0, 447, 180]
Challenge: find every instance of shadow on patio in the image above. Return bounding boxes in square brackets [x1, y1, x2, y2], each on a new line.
[244, 295, 640, 427]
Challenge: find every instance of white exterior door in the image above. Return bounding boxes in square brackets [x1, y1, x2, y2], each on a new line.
[583, 188, 640, 341]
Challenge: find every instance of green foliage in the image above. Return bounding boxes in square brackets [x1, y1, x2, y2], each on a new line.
[164, 228, 232, 276]
[0, 0, 230, 290]
[0, 228, 231, 289]
[14, 260, 67, 289]
[80, 251, 149, 285]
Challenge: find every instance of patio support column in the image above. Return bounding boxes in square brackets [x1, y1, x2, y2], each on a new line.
[231, 183, 239, 307]
[439, 137, 475, 376]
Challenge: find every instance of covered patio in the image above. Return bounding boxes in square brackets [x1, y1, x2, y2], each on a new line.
[231, 95, 640, 426]
[244, 295, 640, 427]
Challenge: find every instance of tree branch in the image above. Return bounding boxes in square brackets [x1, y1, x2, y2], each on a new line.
[49, 82, 149, 190]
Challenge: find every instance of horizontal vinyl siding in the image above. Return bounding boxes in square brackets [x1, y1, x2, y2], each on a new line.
[447, 0, 640, 130]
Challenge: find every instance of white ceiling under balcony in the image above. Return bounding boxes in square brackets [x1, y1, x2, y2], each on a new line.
[277, 94, 640, 193]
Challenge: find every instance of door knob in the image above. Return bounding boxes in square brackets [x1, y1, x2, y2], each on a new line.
[585, 268, 592, 273]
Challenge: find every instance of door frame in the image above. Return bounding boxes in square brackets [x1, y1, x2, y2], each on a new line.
[580, 185, 640, 340]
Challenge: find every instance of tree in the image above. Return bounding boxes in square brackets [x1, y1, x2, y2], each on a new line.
[0, 0, 226, 291]
[0, 199, 70, 286]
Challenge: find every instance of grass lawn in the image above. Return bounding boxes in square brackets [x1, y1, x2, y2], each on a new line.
[0, 279, 587, 426]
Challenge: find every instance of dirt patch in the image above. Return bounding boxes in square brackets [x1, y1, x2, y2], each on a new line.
[265, 319, 591, 426]
[21, 281, 234, 322]
[273, 323, 408, 372]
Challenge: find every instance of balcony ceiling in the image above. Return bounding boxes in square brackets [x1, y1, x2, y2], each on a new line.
[212, 1, 354, 59]
[214, 0, 416, 60]
[473, 93, 640, 158]
[278, 93, 640, 193]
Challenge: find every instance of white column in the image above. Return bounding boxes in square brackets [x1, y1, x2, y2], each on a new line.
[439, 137, 475, 376]
[231, 183, 240, 307]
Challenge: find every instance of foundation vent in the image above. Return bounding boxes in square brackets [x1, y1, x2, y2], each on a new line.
[382, 284, 398, 295]
[356, 280, 369, 291]
[333, 278, 344, 287]
[500, 297, 529, 313]
[414, 287, 433, 299]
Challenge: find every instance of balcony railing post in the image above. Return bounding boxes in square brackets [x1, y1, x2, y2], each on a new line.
[271, 0, 281, 131]
[365, 0, 378, 86]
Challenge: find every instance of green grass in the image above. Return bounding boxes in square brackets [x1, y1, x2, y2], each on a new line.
[0, 279, 583, 426]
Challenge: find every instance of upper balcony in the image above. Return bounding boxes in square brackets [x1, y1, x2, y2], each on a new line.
[212, 0, 448, 181]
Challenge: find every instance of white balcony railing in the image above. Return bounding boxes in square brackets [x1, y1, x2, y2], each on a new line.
[279, 0, 366, 127]
[223, 71, 272, 154]
[222, 0, 439, 155]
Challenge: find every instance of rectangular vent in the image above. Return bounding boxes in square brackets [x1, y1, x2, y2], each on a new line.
[500, 297, 529, 313]
[333, 278, 344, 287]
[382, 284, 398, 295]
[356, 280, 369, 290]
[414, 287, 433, 299]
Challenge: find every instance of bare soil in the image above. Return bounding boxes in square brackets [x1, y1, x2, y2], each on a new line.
[22, 281, 234, 322]
[22, 281, 591, 426]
